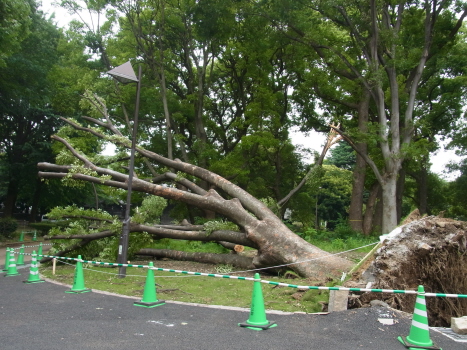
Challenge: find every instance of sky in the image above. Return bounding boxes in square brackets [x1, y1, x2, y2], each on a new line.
[291, 130, 461, 180]
[40, 2, 463, 181]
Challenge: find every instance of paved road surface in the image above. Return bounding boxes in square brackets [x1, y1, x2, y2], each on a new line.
[0, 247, 463, 350]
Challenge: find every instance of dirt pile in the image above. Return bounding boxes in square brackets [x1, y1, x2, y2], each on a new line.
[349, 216, 467, 326]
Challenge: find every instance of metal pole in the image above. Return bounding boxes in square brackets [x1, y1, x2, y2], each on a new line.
[117, 65, 142, 278]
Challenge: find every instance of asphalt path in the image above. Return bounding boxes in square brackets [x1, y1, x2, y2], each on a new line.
[1, 247, 464, 350]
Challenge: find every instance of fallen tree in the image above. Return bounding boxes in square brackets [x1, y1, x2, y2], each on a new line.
[38, 116, 352, 279]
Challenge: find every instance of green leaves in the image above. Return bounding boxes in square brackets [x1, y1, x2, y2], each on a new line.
[132, 196, 167, 225]
[0, 0, 31, 67]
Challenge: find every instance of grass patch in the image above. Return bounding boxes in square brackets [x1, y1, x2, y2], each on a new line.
[309, 236, 377, 254]
[40, 264, 330, 313]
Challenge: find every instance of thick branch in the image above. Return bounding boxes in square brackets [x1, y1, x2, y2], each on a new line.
[134, 224, 257, 248]
[151, 171, 207, 195]
[136, 249, 255, 269]
[46, 230, 115, 240]
[329, 125, 384, 186]
[278, 126, 341, 207]
[42, 230, 114, 263]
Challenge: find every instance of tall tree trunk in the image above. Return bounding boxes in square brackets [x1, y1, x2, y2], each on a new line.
[396, 166, 406, 224]
[418, 165, 429, 216]
[29, 178, 43, 222]
[363, 182, 380, 235]
[371, 189, 383, 235]
[348, 89, 370, 232]
[381, 173, 399, 234]
[3, 178, 19, 218]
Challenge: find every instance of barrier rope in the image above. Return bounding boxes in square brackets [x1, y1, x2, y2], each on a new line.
[9, 250, 467, 298]
[229, 241, 379, 275]
[11, 243, 53, 250]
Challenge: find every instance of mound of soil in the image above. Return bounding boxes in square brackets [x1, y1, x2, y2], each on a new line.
[349, 216, 467, 326]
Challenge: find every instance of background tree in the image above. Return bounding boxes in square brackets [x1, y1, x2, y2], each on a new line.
[0, 0, 31, 66]
[0, 2, 62, 219]
[267, 0, 467, 233]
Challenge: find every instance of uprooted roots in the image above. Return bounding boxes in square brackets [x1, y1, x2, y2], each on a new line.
[359, 247, 467, 327]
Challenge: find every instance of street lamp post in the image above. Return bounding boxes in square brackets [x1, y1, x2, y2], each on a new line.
[107, 61, 141, 278]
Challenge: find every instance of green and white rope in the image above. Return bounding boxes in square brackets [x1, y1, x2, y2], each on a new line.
[13, 250, 467, 298]
[228, 241, 380, 275]
[11, 243, 52, 250]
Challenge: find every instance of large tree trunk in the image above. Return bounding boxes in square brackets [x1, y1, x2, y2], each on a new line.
[29, 178, 43, 222]
[137, 249, 255, 270]
[348, 89, 370, 232]
[396, 166, 406, 224]
[417, 165, 429, 216]
[3, 177, 19, 218]
[381, 173, 399, 234]
[37, 119, 352, 279]
[363, 182, 380, 235]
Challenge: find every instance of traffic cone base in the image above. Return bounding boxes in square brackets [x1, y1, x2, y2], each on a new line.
[398, 285, 441, 350]
[239, 273, 277, 331]
[24, 278, 45, 284]
[238, 321, 277, 331]
[5, 271, 21, 277]
[134, 262, 165, 308]
[133, 300, 166, 308]
[398, 336, 441, 350]
[65, 288, 91, 294]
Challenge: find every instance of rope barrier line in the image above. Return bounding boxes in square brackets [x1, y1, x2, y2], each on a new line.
[228, 241, 380, 275]
[11, 250, 467, 298]
[11, 243, 53, 250]
[51, 258, 205, 279]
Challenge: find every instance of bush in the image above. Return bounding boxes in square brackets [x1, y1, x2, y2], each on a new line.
[0, 218, 18, 239]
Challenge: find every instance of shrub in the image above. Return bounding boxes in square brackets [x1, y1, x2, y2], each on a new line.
[0, 218, 18, 239]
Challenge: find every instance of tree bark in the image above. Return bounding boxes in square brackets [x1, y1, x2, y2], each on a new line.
[3, 177, 19, 218]
[417, 166, 429, 216]
[363, 182, 380, 235]
[396, 166, 406, 224]
[348, 89, 370, 232]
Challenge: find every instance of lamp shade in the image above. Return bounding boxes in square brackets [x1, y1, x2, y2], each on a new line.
[107, 61, 138, 83]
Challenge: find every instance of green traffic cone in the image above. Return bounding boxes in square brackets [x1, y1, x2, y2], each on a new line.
[2, 247, 11, 272]
[18, 231, 24, 242]
[32, 230, 37, 242]
[24, 251, 44, 284]
[37, 242, 43, 266]
[65, 255, 91, 294]
[134, 262, 165, 308]
[239, 273, 277, 331]
[398, 285, 441, 350]
[16, 245, 25, 266]
[5, 249, 21, 277]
